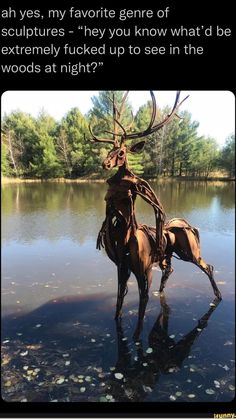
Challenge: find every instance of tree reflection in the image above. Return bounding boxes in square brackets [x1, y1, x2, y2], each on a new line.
[2, 181, 235, 244]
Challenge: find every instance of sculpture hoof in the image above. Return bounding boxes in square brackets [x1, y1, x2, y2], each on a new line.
[215, 291, 222, 301]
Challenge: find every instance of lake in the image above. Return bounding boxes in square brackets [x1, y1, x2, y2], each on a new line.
[1, 180, 235, 403]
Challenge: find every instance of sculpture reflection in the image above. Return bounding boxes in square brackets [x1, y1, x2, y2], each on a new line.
[108, 295, 221, 401]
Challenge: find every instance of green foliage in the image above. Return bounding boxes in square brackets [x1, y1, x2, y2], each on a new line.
[58, 108, 92, 177]
[188, 136, 219, 177]
[127, 152, 144, 175]
[219, 134, 235, 177]
[29, 111, 62, 178]
[88, 91, 135, 175]
[90, 91, 133, 136]
[2, 111, 38, 176]
[1, 92, 234, 179]
[1, 141, 9, 175]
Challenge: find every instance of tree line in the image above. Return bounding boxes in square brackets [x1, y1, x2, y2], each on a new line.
[1, 91, 235, 179]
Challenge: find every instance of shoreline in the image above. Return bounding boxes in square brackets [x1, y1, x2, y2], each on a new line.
[2, 176, 234, 185]
[1, 177, 106, 184]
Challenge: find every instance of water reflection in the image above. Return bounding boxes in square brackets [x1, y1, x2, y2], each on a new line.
[108, 295, 221, 402]
[2, 181, 235, 245]
[2, 183, 106, 216]
[2, 181, 235, 215]
[2, 292, 234, 402]
[1, 180, 235, 403]
[154, 180, 235, 212]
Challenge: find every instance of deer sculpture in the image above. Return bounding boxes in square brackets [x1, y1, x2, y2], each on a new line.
[90, 91, 222, 339]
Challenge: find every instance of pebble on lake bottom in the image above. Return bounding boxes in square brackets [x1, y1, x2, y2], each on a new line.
[188, 394, 196, 398]
[205, 388, 215, 395]
[175, 391, 182, 397]
[56, 377, 65, 385]
[114, 373, 124, 380]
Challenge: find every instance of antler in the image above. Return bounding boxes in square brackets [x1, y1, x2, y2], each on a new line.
[104, 110, 134, 139]
[89, 91, 189, 146]
[89, 91, 130, 147]
[124, 91, 189, 141]
[89, 124, 114, 145]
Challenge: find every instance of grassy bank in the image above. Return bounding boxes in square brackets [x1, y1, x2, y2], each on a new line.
[1, 177, 105, 185]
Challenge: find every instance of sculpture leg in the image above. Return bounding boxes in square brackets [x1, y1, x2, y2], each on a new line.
[148, 293, 170, 346]
[159, 255, 173, 293]
[196, 258, 222, 300]
[115, 264, 131, 319]
[133, 269, 152, 340]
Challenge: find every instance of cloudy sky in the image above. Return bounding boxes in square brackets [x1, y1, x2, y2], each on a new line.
[1, 90, 235, 147]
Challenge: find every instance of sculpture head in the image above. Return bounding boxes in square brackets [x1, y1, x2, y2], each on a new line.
[101, 141, 146, 171]
[89, 91, 188, 172]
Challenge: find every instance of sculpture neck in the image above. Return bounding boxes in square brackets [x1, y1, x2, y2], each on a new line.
[106, 165, 137, 230]
[107, 163, 135, 185]
[117, 160, 137, 181]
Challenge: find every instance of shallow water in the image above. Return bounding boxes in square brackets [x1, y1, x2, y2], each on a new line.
[1, 180, 235, 402]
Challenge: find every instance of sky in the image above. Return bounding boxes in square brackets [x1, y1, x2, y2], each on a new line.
[1, 90, 235, 147]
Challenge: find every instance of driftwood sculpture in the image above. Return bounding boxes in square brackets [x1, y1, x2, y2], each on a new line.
[90, 91, 222, 338]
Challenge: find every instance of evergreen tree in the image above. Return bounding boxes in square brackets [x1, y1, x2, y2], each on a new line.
[90, 91, 133, 136]
[59, 107, 90, 176]
[30, 111, 62, 178]
[1, 140, 10, 176]
[134, 100, 161, 177]
[2, 111, 38, 176]
[128, 152, 144, 175]
[55, 127, 72, 177]
[88, 91, 137, 175]
[219, 134, 235, 177]
[1, 92, 229, 180]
